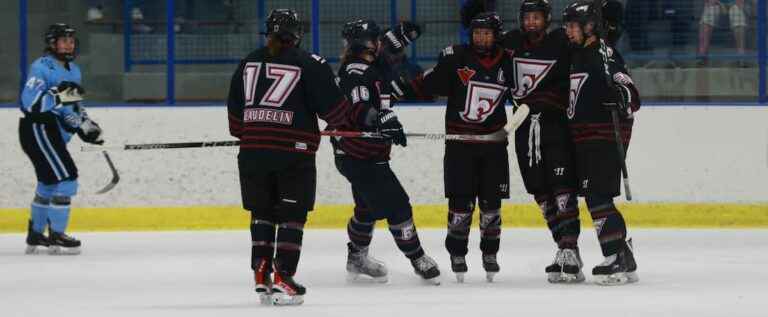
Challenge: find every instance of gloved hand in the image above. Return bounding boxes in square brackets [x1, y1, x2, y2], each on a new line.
[602, 87, 628, 113]
[51, 81, 85, 104]
[377, 109, 407, 147]
[382, 21, 421, 54]
[77, 118, 104, 145]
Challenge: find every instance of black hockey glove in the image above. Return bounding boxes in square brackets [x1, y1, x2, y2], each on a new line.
[78, 118, 104, 145]
[377, 109, 407, 147]
[382, 21, 421, 55]
[602, 87, 629, 116]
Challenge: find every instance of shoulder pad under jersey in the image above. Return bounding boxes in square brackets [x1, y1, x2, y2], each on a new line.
[344, 63, 370, 76]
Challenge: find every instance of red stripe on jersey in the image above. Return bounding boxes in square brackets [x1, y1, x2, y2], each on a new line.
[239, 143, 316, 155]
[241, 135, 319, 148]
[344, 137, 387, 150]
[323, 98, 351, 126]
[242, 126, 320, 141]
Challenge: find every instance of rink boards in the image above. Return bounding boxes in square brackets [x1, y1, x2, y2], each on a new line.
[0, 105, 766, 232]
[1, 203, 767, 232]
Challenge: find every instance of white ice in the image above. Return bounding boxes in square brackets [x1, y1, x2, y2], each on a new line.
[1, 229, 766, 317]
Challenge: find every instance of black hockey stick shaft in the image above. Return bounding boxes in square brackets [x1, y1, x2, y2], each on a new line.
[96, 151, 120, 194]
[596, 0, 632, 200]
[82, 131, 508, 152]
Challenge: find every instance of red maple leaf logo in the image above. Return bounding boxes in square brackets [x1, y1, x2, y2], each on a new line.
[456, 66, 476, 86]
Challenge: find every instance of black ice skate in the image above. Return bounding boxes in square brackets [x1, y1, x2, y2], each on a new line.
[253, 258, 273, 305]
[482, 254, 500, 282]
[546, 248, 585, 284]
[346, 243, 388, 283]
[450, 255, 468, 283]
[592, 239, 638, 286]
[25, 220, 50, 255]
[271, 269, 306, 306]
[411, 254, 441, 285]
[48, 231, 81, 255]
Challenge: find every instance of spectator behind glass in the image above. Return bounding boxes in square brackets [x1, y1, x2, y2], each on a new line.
[662, 0, 695, 52]
[87, 1, 145, 22]
[697, 0, 749, 67]
[624, 0, 656, 52]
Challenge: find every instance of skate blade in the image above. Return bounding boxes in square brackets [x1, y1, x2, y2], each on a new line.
[24, 245, 49, 255]
[257, 292, 273, 306]
[454, 272, 465, 283]
[271, 294, 304, 306]
[547, 272, 585, 284]
[420, 275, 441, 286]
[485, 272, 497, 283]
[346, 272, 388, 284]
[594, 271, 638, 286]
[48, 246, 81, 255]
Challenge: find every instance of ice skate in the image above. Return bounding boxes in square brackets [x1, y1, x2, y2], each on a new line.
[47, 231, 81, 255]
[546, 248, 585, 284]
[25, 220, 50, 255]
[593, 239, 638, 286]
[346, 243, 388, 283]
[271, 269, 306, 306]
[482, 254, 500, 282]
[411, 254, 441, 285]
[253, 258, 272, 305]
[450, 255, 467, 283]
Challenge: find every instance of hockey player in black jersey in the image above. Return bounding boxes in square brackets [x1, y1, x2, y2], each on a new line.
[563, 1, 641, 286]
[418, 12, 512, 283]
[502, 0, 584, 284]
[226, 9, 354, 305]
[333, 19, 441, 285]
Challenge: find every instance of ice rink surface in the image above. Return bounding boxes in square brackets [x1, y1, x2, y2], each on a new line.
[1, 228, 766, 317]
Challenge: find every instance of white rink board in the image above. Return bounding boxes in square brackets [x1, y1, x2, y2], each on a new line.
[0, 229, 766, 317]
[1, 105, 766, 208]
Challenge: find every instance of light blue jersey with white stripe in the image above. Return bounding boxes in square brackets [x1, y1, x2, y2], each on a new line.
[20, 55, 83, 143]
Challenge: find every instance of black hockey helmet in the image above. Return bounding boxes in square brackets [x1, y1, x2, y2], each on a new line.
[602, 0, 624, 46]
[470, 12, 503, 36]
[44, 23, 77, 61]
[519, 0, 552, 32]
[264, 9, 303, 44]
[563, 0, 601, 37]
[341, 19, 382, 55]
[469, 12, 503, 55]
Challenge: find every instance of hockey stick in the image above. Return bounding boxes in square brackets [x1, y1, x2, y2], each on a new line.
[82, 140, 241, 152]
[81, 130, 509, 152]
[595, 0, 632, 201]
[96, 151, 120, 194]
[323, 130, 509, 142]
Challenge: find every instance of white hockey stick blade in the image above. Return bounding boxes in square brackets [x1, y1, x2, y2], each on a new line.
[96, 151, 120, 194]
[506, 103, 530, 132]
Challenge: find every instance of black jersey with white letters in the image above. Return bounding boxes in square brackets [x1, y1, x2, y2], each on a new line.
[227, 46, 350, 155]
[421, 45, 511, 142]
[332, 56, 392, 161]
[504, 29, 571, 117]
[568, 42, 640, 145]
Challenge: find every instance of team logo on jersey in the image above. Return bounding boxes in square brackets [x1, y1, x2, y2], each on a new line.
[555, 193, 570, 212]
[593, 218, 606, 236]
[456, 66, 477, 86]
[461, 81, 507, 123]
[510, 57, 556, 99]
[568, 73, 589, 119]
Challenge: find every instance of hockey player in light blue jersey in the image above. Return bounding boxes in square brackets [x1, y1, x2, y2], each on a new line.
[19, 23, 104, 255]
